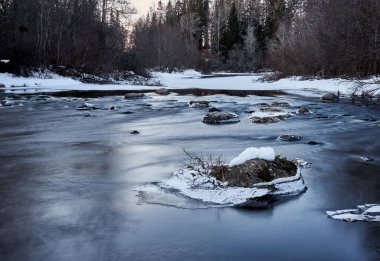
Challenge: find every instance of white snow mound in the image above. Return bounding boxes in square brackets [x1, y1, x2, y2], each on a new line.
[229, 147, 276, 167]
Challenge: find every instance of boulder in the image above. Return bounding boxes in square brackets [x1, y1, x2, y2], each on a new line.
[322, 93, 340, 102]
[202, 112, 240, 124]
[0, 84, 5, 88]
[277, 135, 302, 142]
[189, 100, 210, 108]
[306, 141, 320, 145]
[208, 107, 221, 112]
[124, 93, 145, 99]
[210, 155, 297, 187]
[155, 88, 170, 95]
[249, 108, 291, 124]
[297, 105, 311, 115]
[272, 102, 290, 107]
[130, 130, 140, 135]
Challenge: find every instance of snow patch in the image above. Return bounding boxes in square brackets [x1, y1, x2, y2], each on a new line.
[327, 204, 380, 222]
[229, 147, 276, 167]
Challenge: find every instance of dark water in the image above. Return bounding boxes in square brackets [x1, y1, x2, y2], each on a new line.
[0, 92, 379, 260]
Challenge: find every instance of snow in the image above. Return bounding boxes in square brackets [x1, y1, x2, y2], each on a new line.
[327, 204, 380, 222]
[229, 147, 276, 167]
[2, 69, 377, 97]
[0, 60, 10, 64]
[136, 167, 306, 206]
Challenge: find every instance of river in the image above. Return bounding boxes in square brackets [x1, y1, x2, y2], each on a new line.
[0, 90, 379, 260]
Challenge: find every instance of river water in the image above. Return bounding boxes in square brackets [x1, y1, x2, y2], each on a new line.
[0, 91, 379, 260]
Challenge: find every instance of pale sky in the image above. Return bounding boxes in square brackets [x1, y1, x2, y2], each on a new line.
[131, 0, 159, 16]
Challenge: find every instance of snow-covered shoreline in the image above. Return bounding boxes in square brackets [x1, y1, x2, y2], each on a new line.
[1, 69, 378, 97]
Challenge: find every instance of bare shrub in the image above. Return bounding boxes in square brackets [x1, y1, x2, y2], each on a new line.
[181, 149, 226, 176]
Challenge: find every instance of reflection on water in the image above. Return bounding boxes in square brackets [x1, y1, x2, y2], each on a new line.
[0, 92, 379, 260]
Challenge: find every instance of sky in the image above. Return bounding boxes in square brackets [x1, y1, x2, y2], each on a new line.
[131, 0, 159, 16]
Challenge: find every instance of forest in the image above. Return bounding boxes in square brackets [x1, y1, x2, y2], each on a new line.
[1, 0, 380, 77]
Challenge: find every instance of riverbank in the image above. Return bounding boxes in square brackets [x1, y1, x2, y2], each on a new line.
[1, 70, 379, 98]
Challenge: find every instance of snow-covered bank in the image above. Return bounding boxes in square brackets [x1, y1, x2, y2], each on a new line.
[327, 204, 380, 222]
[1, 69, 378, 97]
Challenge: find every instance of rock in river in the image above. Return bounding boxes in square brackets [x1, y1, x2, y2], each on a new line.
[202, 112, 240, 124]
[211, 155, 298, 187]
[189, 100, 210, 108]
[155, 88, 170, 95]
[297, 105, 312, 115]
[322, 93, 340, 102]
[125, 93, 145, 99]
[136, 147, 307, 207]
[249, 108, 291, 123]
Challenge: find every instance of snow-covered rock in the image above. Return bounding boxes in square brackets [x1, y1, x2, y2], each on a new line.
[327, 204, 380, 222]
[229, 147, 275, 167]
[249, 108, 292, 123]
[137, 167, 306, 206]
[136, 148, 307, 207]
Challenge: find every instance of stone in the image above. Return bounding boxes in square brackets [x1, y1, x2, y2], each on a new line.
[189, 100, 210, 108]
[155, 88, 170, 95]
[322, 93, 340, 102]
[297, 105, 311, 115]
[272, 102, 290, 107]
[249, 108, 291, 124]
[210, 155, 297, 187]
[202, 112, 240, 124]
[130, 130, 140, 135]
[277, 135, 302, 142]
[208, 107, 221, 112]
[0, 84, 5, 88]
[124, 93, 145, 99]
[306, 141, 320, 145]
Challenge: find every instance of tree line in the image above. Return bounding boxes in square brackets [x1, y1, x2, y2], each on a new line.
[130, 0, 380, 77]
[0, 0, 135, 73]
[1, 0, 379, 77]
